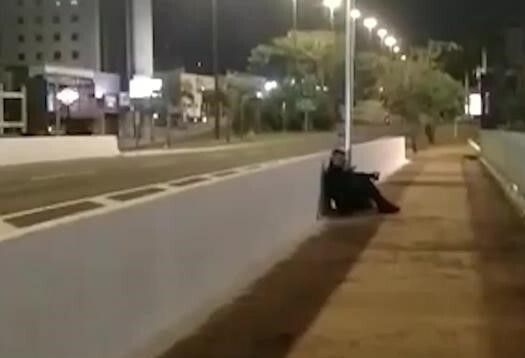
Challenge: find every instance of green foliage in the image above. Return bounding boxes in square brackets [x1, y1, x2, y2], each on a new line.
[370, 49, 464, 124]
[248, 31, 339, 131]
[248, 33, 463, 130]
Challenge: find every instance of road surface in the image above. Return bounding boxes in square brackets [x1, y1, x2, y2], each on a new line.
[0, 129, 398, 216]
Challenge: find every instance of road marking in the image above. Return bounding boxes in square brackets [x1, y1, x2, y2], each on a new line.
[0, 151, 328, 243]
[30, 171, 95, 182]
[0, 220, 16, 236]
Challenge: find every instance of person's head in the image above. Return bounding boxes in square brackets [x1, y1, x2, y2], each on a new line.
[330, 149, 346, 169]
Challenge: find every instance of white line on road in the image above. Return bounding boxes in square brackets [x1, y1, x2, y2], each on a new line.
[30, 171, 96, 182]
[0, 151, 328, 244]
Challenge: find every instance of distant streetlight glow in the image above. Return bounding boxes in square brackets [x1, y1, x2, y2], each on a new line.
[264, 80, 279, 92]
[401, 54, 407, 61]
[377, 28, 388, 40]
[363, 17, 378, 32]
[323, 0, 342, 29]
[393, 45, 401, 54]
[384, 35, 397, 48]
[349, 8, 361, 19]
[323, 0, 342, 11]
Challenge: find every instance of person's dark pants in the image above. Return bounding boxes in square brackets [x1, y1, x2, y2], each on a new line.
[336, 174, 392, 214]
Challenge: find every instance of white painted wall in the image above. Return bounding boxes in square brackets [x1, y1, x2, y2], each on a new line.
[0, 137, 406, 358]
[352, 136, 409, 180]
[480, 130, 525, 208]
[0, 136, 120, 166]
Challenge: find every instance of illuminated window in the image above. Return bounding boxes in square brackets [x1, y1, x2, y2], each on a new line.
[70, 0, 78, 5]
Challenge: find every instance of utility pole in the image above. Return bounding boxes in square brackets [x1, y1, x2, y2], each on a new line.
[212, 0, 221, 139]
[344, 0, 357, 164]
[292, 0, 298, 31]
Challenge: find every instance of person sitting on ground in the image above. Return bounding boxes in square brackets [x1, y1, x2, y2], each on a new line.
[323, 149, 400, 216]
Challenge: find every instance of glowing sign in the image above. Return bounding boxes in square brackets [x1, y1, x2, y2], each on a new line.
[129, 76, 163, 99]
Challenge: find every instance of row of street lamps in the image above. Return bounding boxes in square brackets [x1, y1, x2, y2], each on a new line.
[291, 0, 406, 163]
[317, 0, 403, 54]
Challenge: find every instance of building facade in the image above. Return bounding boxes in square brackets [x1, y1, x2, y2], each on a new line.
[0, 0, 101, 69]
[0, 0, 153, 78]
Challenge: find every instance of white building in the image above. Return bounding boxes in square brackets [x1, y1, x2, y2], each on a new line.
[0, 0, 153, 79]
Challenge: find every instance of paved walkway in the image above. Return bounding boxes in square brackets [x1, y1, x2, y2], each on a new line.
[161, 145, 525, 358]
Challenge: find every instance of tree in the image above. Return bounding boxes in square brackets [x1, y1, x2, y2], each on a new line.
[369, 46, 463, 148]
[248, 31, 339, 130]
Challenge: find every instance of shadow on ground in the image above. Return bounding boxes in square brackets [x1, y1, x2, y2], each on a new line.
[463, 155, 525, 357]
[159, 162, 424, 358]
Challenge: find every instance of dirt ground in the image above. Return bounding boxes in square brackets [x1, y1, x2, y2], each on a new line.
[160, 145, 525, 358]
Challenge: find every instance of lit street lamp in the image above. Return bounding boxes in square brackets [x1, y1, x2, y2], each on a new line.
[401, 54, 407, 61]
[393, 45, 401, 54]
[377, 28, 388, 41]
[323, 0, 342, 30]
[350, 8, 361, 20]
[343, 0, 359, 163]
[384, 35, 397, 49]
[363, 17, 378, 37]
[292, 0, 298, 31]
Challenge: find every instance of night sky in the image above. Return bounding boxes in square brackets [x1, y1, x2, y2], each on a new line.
[153, 0, 525, 72]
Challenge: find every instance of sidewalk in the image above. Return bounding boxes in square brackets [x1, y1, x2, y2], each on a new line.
[161, 145, 525, 358]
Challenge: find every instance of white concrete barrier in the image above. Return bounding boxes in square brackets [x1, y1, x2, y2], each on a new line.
[352, 136, 409, 179]
[0, 136, 120, 166]
[480, 130, 525, 215]
[0, 137, 406, 358]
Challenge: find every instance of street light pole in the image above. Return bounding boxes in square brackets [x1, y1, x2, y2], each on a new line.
[344, 0, 357, 165]
[329, 8, 335, 31]
[292, 0, 298, 31]
[212, 0, 221, 139]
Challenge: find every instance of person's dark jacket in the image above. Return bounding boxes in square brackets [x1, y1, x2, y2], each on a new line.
[324, 166, 374, 214]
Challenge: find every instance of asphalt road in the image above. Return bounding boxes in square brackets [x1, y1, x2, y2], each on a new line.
[0, 127, 405, 216]
[0, 133, 337, 215]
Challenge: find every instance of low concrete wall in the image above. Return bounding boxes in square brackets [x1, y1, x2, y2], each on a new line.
[352, 136, 408, 179]
[0, 136, 120, 166]
[0, 137, 406, 358]
[480, 130, 525, 214]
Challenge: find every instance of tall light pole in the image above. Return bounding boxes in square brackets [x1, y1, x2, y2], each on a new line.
[344, 0, 359, 164]
[292, 0, 298, 31]
[323, 0, 342, 31]
[212, 0, 220, 139]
